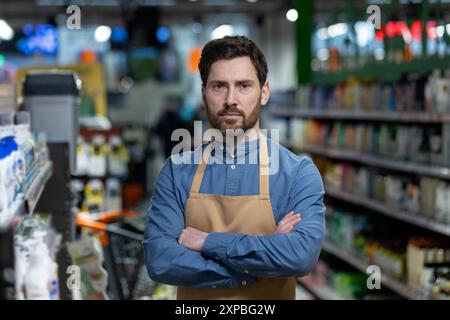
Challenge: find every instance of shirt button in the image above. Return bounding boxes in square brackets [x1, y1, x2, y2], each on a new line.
[245, 270, 249, 274]
[231, 165, 236, 169]
[212, 285, 216, 289]
[241, 281, 247, 286]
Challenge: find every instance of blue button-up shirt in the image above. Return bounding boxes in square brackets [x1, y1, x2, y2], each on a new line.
[144, 137, 326, 288]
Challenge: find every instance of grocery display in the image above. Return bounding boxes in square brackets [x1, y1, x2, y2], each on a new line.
[267, 0, 450, 299]
[0, 111, 50, 231]
[14, 215, 61, 300]
[271, 68, 450, 299]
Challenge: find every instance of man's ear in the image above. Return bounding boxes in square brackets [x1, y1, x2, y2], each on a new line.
[201, 86, 206, 108]
[260, 81, 270, 106]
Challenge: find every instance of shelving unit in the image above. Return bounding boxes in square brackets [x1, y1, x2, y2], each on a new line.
[0, 162, 53, 232]
[269, 108, 450, 124]
[321, 241, 425, 300]
[0, 161, 53, 300]
[297, 277, 345, 300]
[310, 56, 450, 85]
[301, 145, 450, 180]
[325, 185, 450, 237]
[25, 162, 53, 215]
[270, 60, 450, 299]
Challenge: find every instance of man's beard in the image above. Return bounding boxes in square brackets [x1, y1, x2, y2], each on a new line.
[204, 99, 261, 134]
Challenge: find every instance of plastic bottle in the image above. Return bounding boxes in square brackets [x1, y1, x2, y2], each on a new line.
[75, 136, 90, 176]
[24, 239, 51, 300]
[88, 135, 107, 177]
[108, 135, 129, 178]
[0, 113, 20, 227]
[105, 178, 122, 211]
[14, 235, 31, 300]
[48, 255, 60, 300]
[13, 112, 32, 196]
[84, 179, 105, 212]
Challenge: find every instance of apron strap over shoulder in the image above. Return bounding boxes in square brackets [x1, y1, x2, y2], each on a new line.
[259, 133, 270, 199]
[190, 142, 213, 193]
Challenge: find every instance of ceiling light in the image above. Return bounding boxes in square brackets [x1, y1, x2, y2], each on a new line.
[286, 9, 298, 22]
[94, 25, 111, 43]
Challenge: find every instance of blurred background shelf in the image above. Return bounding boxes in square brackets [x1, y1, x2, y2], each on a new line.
[297, 277, 345, 300]
[322, 241, 426, 300]
[269, 108, 450, 123]
[25, 162, 53, 214]
[301, 145, 450, 180]
[325, 185, 450, 237]
[311, 56, 450, 85]
[0, 162, 53, 232]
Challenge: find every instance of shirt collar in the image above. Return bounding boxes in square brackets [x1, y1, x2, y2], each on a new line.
[210, 137, 259, 163]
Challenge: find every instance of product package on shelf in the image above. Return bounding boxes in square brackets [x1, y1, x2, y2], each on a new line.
[0, 111, 50, 230]
[67, 234, 109, 300]
[75, 136, 90, 176]
[72, 131, 130, 214]
[83, 179, 105, 212]
[326, 207, 408, 281]
[88, 135, 107, 177]
[71, 177, 123, 213]
[407, 237, 450, 299]
[321, 158, 450, 222]
[303, 119, 450, 167]
[0, 113, 21, 228]
[107, 135, 129, 179]
[325, 200, 450, 299]
[297, 70, 450, 114]
[14, 215, 61, 300]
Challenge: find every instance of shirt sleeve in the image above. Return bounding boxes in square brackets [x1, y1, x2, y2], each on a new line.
[143, 158, 256, 288]
[202, 157, 326, 278]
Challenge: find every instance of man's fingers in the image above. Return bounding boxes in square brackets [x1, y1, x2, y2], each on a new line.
[275, 214, 302, 234]
[278, 213, 301, 227]
[277, 211, 294, 227]
[277, 214, 301, 228]
[178, 228, 187, 244]
[277, 224, 296, 234]
[281, 212, 301, 223]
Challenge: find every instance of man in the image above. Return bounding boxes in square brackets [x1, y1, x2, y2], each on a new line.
[144, 36, 325, 300]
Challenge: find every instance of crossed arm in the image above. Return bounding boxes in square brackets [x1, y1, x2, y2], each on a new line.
[144, 158, 325, 288]
[178, 212, 301, 252]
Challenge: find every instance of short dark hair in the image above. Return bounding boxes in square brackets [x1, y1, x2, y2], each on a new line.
[199, 35, 268, 87]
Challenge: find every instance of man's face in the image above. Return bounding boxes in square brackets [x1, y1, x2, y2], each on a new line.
[202, 57, 270, 133]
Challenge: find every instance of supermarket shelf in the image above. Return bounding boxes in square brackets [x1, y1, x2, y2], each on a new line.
[25, 162, 53, 214]
[322, 240, 424, 300]
[301, 145, 450, 180]
[310, 56, 450, 85]
[268, 108, 450, 123]
[325, 185, 450, 237]
[0, 162, 53, 232]
[297, 277, 345, 300]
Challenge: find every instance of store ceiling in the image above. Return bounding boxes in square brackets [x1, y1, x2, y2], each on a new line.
[1, 0, 448, 28]
[0, 0, 292, 28]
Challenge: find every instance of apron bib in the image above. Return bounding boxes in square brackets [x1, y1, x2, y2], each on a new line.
[177, 134, 296, 300]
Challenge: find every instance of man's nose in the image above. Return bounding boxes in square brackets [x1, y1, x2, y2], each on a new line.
[224, 86, 238, 106]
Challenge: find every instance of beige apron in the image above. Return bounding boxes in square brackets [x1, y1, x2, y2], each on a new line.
[177, 135, 296, 300]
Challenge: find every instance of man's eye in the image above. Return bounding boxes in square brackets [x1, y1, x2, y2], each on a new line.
[240, 83, 251, 89]
[213, 84, 224, 90]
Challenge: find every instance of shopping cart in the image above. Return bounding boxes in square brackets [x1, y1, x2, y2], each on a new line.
[76, 210, 152, 300]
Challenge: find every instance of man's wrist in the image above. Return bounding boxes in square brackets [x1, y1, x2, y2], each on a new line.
[203, 232, 237, 261]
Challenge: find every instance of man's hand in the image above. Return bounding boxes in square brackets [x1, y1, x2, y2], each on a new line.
[274, 211, 301, 234]
[178, 211, 301, 251]
[178, 227, 208, 252]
